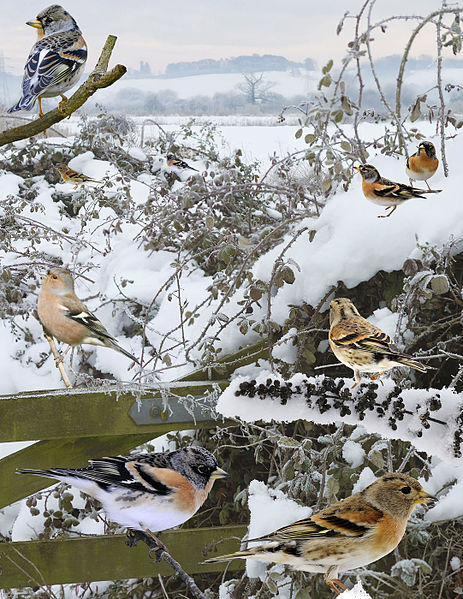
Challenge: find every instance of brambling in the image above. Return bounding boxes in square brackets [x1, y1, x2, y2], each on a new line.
[204, 473, 434, 595]
[38, 267, 140, 365]
[166, 154, 199, 175]
[406, 141, 439, 190]
[18, 446, 229, 533]
[8, 5, 87, 117]
[329, 298, 428, 386]
[355, 164, 440, 217]
[56, 164, 101, 189]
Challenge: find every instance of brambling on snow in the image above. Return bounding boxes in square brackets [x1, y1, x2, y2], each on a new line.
[205, 473, 434, 595]
[18, 446, 229, 534]
[166, 154, 199, 175]
[355, 164, 440, 218]
[8, 5, 87, 117]
[406, 141, 439, 190]
[38, 267, 140, 365]
[329, 298, 429, 387]
[56, 164, 101, 189]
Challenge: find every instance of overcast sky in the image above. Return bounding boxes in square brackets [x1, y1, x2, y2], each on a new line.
[2, 1, 458, 76]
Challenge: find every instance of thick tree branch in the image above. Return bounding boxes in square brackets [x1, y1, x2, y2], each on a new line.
[0, 35, 126, 147]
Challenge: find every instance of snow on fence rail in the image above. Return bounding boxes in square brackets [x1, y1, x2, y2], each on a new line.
[217, 373, 463, 464]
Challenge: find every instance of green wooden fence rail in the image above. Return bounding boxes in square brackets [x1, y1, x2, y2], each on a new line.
[0, 525, 247, 589]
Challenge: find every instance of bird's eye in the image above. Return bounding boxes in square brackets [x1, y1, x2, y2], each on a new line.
[400, 486, 411, 494]
[51, 275, 58, 280]
[196, 465, 208, 475]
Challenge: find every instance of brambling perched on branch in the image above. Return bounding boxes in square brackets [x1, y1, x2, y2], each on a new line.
[205, 473, 434, 595]
[329, 298, 428, 387]
[18, 446, 229, 533]
[166, 154, 199, 175]
[56, 164, 101, 189]
[8, 5, 87, 117]
[38, 267, 140, 365]
[406, 141, 439, 190]
[355, 164, 440, 218]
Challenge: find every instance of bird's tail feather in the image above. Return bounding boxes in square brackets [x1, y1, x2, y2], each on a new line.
[8, 94, 37, 113]
[111, 342, 141, 366]
[17, 468, 69, 480]
[204, 545, 269, 564]
[396, 356, 428, 373]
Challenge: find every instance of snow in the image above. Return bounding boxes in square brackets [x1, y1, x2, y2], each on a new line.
[342, 440, 366, 468]
[339, 583, 372, 598]
[245, 480, 312, 579]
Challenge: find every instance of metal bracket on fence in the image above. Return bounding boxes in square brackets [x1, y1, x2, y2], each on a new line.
[129, 395, 217, 425]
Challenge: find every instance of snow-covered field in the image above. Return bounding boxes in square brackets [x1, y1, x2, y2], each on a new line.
[99, 69, 320, 100]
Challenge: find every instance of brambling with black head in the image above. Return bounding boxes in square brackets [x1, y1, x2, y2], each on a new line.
[355, 164, 440, 218]
[406, 141, 439, 190]
[329, 297, 429, 387]
[38, 267, 140, 365]
[204, 473, 434, 595]
[18, 446, 229, 534]
[166, 154, 199, 175]
[8, 5, 87, 117]
[56, 164, 101, 189]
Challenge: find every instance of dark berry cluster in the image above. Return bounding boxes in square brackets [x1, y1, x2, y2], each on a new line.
[234, 377, 461, 456]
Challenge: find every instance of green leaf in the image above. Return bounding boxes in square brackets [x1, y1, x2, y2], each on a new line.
[295, 128, 303, 139]
[277, 436, 300, 449]
[341, 141, 351, 152]
[305, 133, 316, 144]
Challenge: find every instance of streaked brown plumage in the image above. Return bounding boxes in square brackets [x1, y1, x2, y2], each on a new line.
[204, 473, 434, 595]
[329, 297, 429, 386]
[56, 164, 101, 189]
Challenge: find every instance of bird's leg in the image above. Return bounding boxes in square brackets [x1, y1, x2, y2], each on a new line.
[142, 527, 167, 551]
[38, 97, 44, 118]
[351, 370, 361, 389]
[325, 579, 348, 595]
[58, 94, 68, 115]
[409, 178, 413, 187]
[425, 180, 431, 191]
[369, 370, 386, 381]
[378, 206, 396, 218]
[55, 344, 71, 365]
[44, 334, 72, 388]
[141, 528, 168, 563]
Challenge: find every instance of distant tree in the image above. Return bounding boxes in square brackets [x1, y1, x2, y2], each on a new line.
[304, 57, 316, 70]
[237, 72, 275, 104]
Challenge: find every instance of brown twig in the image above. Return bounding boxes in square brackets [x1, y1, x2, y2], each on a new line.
[0, 35, 126, 147]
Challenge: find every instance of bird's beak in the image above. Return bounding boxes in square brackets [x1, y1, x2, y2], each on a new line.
[355, 166, 361, 172]
[414, 489, 436, 505]
[210, 467, 230, 480]
[26, 19, 42, 29]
